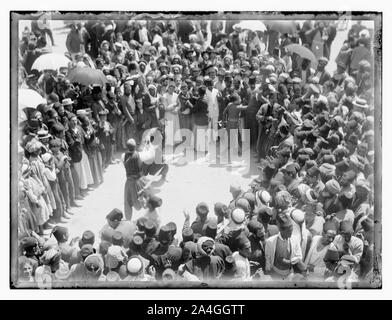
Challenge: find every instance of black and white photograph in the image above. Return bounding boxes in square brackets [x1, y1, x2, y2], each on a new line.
[8, 9, 382, 291]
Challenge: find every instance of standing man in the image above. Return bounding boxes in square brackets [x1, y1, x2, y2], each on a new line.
[191, 86, 209, 155]
[66, 24, 84, 61]
[204, 77, 220, 153]
[122, 138, 155, 220]
[119, 83, 137, 149]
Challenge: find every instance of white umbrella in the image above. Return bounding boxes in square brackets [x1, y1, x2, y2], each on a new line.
[31, 53, 71, 72]
[18, 89, 46, 110]
[233, 21, 267, 32]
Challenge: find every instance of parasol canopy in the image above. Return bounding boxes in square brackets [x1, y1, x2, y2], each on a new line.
[31, 53, 71, 72]
[67, 67, 107, 86]
[233, 20, 267, 32]
[18, 88, 46, 110]
[265, 20, 297, 35]
[285, 43, 318, 67]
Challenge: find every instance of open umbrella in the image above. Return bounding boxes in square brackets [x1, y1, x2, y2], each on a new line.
[31, 53, 71, 72]
[67, 67, 107, 86]
[265, 20, 297, 35]
[233, 21, 267, 32]
[285, 43, 318, 67]
[18, 88, 46, 110]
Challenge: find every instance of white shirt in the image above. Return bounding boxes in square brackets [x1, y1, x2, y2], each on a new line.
[206, 88, 219, 120]
[232, 251, 252, 281]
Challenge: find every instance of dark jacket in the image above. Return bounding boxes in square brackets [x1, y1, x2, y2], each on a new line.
[191, 97, 209, 126]
[65, 126, 84, 163]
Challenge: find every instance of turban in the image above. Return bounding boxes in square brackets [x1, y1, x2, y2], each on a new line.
[197, 236, 215, 257]
[297, 183, 311, 198]
[231, 208, 246, 225]
[256, 190, 272, 205]
[105, 245, 127, 269]
[305, 189, 318, 203]
[319, 163, 336, 177]
[325, 179, 341, 195]
[290, 209, 305, 224]
[127, 256, 144, 276]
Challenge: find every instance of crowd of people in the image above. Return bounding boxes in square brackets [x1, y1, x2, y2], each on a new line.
[17, 18, 376, 286]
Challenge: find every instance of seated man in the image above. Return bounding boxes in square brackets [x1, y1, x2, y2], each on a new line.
[330, 220, 364, 276]
[264, 213, 303, 280]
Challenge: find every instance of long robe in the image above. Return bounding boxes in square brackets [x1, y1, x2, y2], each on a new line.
[304, 235, 330, 280]
[162, 92, 182, 146]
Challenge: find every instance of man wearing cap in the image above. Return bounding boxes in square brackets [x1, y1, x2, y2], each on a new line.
[91, 85, 109, 124]
[70, 254, 106, 283]
[321, 179, 342, 216]
[150, 246, 183, 280]
[51, 226, 78, 263]
[304, 165, 325, 196]
[339, 170, 357, 196]
[281, 163, 301, 195]
[122, 138, 156, 220]
[331, 221, 364, 275]
[216, 208, 247, 251]
[246, 220, 266, 275]
[232, 235, 253, 281]
[112, 42, 125, 64]
[264, 213, 303, 280]
[179, 236, 225, 281]
[66, 24, 84, 61]
[332, 60, 348, 87]
[189, 202, 215, 237]
[100, 208, 137, 248]
[304, 220, 337, 280]
[272, 147, 292, 172]
[352, 180, 371, 231]
[315, 57, 332, 85]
